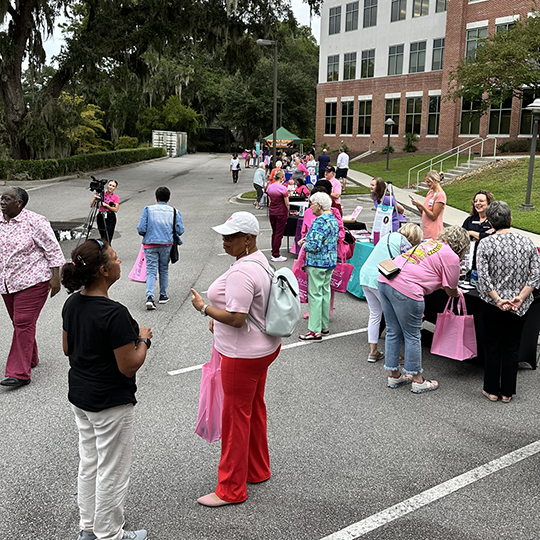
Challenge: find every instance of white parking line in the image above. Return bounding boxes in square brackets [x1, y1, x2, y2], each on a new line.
[320, 440, 540, 540]
[167, 327, 367, 376]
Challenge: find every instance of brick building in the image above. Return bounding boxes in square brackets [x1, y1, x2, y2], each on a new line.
[316, 0, 537, 154]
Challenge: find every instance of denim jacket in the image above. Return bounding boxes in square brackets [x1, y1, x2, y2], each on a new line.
[137, 202, 185, 245]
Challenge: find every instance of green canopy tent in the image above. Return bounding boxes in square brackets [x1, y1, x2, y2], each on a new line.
[263, 127, 303, 149]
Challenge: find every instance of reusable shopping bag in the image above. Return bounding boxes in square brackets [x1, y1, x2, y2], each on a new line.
[330, 262, 354, 293]
[195, 344, 224, 443]
[292, 247, 308, 303]
[372, 182, 395, 246]
[128, 246, 146, 282]
[431, 292, 477, 361]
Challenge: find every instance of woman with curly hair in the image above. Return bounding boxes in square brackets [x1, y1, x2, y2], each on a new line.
[378, 225, 470, 394]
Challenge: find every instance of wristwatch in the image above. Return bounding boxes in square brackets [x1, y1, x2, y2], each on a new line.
[136, 338, 151, 349]
[201, 304, 209, 316]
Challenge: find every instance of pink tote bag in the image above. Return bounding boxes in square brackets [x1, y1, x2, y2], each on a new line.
[195, 344, 224, 443]
[431, 292, 477, 361]
[292, 247, 308, 303]
[128, 246, 146, 282]
[330, 262, 354, 293]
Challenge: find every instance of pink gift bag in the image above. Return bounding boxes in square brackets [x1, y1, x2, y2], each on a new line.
[195, 345, 224, 443]
[330, 262, 354, 293]
[128, 246, 146, 282]
[292, 247, 308, 303]
[431, 292, 477, 361]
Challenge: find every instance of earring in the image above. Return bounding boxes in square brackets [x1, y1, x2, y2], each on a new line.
[245, 245, 249, 256]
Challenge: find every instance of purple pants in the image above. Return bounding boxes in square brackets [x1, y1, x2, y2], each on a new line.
[2, 281, 49, 380]
[269, 213, 288, 258]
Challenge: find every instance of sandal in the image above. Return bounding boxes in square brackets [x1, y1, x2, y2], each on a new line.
[368, 351, 384, 363]
[321, 329, 330, 335]
[299, 331, 322, 342]
[482, 390, 499, 402]
[501, 395, 512, 403]
[411, 378, 439, 394]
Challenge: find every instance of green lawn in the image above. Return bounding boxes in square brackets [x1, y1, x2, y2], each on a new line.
[350, 153, 469, 188]
[240, 185, 370, 199]
[444, 159, 540, 234]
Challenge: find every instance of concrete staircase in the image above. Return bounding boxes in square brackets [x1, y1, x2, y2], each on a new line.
[416, 156, 501, 189]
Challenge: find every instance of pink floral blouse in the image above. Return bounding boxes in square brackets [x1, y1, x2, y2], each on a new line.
[0, 209, 65, 294]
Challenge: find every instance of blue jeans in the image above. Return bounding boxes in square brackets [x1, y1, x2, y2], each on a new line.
[144, 246, 170, 299]
[378, 281, 424, 375]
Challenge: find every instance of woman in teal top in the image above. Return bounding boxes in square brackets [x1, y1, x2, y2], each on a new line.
[298, 192, 339, 342]
[359, 224, 422, 361]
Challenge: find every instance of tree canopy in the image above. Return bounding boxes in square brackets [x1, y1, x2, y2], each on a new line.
[448, 15, 540, 111]
[1, 0, 319, 159]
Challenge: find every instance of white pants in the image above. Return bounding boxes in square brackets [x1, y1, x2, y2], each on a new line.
[72, 403, 134, 540]
[363, 285, 383, 345]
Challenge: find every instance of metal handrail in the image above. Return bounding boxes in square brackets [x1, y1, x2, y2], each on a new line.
[407, 136, 497, 189]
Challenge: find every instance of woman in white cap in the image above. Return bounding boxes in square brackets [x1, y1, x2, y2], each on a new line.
[191, 211, 281, 507]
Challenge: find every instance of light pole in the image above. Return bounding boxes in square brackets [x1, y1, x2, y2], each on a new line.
[519, 98, 540, 211]
[384, 118, 395, 171]
[256, 38, 278, 167]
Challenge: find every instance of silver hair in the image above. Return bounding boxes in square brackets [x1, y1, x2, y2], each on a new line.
[309, 191, 332, 211]
[437, 226, 470, 261]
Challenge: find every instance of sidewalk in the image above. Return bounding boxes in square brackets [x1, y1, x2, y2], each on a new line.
[347, 168, 540, 248]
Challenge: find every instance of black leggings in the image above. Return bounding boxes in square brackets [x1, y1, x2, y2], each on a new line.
[97, 212, 117, 243]
[232, 170, 239, 183]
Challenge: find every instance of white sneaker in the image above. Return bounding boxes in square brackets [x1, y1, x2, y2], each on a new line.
[122, 530, 147, 540]
[411, 379, 439, 394]
[387, 372, 413, 388]
[271, 256, 287, 262]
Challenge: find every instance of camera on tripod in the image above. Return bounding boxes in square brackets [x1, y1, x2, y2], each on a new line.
[89, 176, 108, 194]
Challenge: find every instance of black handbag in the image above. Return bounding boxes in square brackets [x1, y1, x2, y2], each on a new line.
[170, 208, 180, 264]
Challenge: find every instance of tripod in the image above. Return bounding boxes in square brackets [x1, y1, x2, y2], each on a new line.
[78, 192, 110, 246]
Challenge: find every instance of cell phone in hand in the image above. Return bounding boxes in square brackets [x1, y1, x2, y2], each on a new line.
[108, 202, 116, 207]
[409, 195, 415, 200]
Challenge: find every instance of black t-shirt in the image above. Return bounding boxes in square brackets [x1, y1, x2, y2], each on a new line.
[62, 293, 139, 412]
[462, 213, 493, 270]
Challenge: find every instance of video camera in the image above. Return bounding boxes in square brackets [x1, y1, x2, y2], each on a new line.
[89, 176, 108, 194]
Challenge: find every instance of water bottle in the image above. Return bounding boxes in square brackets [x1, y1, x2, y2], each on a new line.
[470, 269, 478, 286]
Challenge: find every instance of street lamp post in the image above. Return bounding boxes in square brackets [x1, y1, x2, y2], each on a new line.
[384, 118, 395, 171]
[256, 39, 278, 167]
[519, 98, 540, 211]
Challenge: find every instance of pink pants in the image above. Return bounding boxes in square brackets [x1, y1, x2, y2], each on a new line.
[215, 346, 281, 503]
[2, 281, 49, 380]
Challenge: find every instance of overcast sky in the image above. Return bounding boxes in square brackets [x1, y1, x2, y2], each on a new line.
[41, 2, 320, 62]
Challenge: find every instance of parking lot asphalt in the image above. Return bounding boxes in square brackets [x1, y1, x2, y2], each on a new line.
[1, 154, 539, 540]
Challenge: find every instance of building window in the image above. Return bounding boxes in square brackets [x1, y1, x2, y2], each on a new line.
[363, 0, 377, 28]
[409, 41, 426, 73]
[460, 99, 481, 135]
[488, 97, 513, 135]
[345, 2, 359, 31]
[466, 27, 487, 60]
[432, 38, 445, 71]
[325, 102, 337, 135]
[435, 0, 447, 12]
[358, 100, 372, 135]
[427, 96, 441, 135]
[327, 55, 339, 82]
[496, 22, 516, 33]
[405, 97, 422, 134]
[388, 44, 404, 76]
[391, 0, 406, 22]
[412, 0, 428, 17]
[329, 6, 342, 35]
[385, 98, 400, 135]
[341, 101, 354, 135]
[520, 91, 537, 135]
[343, 53, 357, 80]
[361, 49, 375, 78]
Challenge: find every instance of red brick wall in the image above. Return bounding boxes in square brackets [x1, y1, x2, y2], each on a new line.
[316, 0, 536, 155]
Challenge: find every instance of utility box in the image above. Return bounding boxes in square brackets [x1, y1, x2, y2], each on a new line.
[152, 130, 188, 157]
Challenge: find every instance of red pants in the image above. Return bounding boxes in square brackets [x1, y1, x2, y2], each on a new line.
[2, 281, 49, 380]
[215, 346, 281, 503]
[269, 213, 288, 258]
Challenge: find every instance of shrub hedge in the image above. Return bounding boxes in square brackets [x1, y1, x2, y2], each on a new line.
[0, 147, 166, 180]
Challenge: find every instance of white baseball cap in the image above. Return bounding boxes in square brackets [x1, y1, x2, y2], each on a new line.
[212, 212, 260, 236]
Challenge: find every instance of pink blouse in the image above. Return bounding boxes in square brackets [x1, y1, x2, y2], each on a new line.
[0, 209, 65, 294]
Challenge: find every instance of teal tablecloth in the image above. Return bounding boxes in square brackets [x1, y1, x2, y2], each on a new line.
[346, 240, 375, 300]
